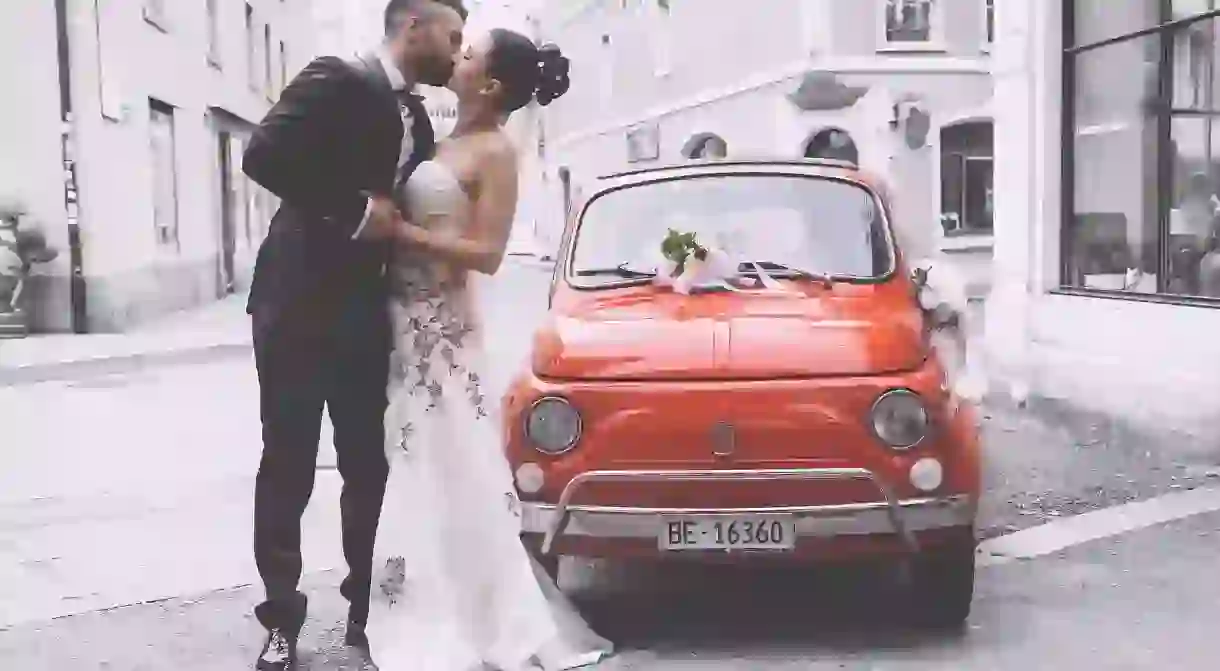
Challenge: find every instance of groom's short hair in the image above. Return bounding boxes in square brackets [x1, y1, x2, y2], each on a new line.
[384, 0, 468, 35]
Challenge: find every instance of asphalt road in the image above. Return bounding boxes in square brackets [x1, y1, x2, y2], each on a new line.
[2, 261, 1219, 668]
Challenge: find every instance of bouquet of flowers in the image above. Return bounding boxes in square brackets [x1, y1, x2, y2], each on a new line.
[653, 228, 738, 294]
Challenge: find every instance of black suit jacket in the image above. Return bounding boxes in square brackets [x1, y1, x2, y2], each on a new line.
[243, 54, 435, 338]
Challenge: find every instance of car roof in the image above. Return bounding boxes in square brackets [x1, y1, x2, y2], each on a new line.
[589, 157, 885, 194]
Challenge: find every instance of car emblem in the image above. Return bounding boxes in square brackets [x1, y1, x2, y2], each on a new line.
[711, 421, 736, 458]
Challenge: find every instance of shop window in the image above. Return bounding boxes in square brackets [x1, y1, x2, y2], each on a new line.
[940, 121, 994, 236]
[804, 128, 859, 164]
[1063, 2, 1220, 300]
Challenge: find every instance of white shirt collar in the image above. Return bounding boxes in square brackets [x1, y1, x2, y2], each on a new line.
[375, 47, 409, 92]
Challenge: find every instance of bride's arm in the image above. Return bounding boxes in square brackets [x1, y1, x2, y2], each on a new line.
[396, 144, 518, 276]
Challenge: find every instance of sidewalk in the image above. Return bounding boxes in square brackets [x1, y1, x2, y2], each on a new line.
[0, 291, 252, 384]
[0, 256, 558, 384]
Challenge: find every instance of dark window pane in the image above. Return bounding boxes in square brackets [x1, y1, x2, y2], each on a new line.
[964, 158, 994, 233]
[1171, 15, 1220, 111]
[1071, 0, 1160, 47]
[940, 153, 964, 234]
[940, 122, 992, 235]
[885, 0, 934, 43]
[1168, 115, 1220, 297]
[1064, 34, 1162, 293]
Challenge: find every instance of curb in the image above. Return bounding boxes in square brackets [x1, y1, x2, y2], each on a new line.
[0, 341, 253, 386]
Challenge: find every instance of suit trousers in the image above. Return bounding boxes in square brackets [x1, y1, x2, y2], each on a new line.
[250, 301, 391, 634]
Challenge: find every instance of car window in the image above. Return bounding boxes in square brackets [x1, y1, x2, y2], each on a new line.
[569, 174, 893, 282]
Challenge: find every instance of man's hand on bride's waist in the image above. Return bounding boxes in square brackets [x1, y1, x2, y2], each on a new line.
[354, 193, 406, 241]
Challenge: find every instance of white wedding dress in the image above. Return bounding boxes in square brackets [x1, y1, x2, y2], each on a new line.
[366, 160, 613, 670]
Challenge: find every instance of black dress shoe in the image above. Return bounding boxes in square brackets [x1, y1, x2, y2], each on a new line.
[344, 619, 369, 650]
[256, 628, 298, 670]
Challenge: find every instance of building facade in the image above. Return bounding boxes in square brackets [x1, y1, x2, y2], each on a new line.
[533, 0, 996, 288]
[0, 0, 314, 333]
[987, 0, 1220, 431]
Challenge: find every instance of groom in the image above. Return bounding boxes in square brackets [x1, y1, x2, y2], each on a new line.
[241, 1, 466, 668]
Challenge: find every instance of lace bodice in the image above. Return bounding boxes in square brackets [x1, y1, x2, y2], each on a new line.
[389, 160, 470, 301]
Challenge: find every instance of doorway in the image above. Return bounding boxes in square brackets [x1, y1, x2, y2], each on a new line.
[217, 130, 236, 294]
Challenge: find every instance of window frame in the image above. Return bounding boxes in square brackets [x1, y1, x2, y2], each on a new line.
[648, 0, 673, 77]
[877, 0, 947, 53]
[206, 0, 222, 68]
[264, 24, 274, 100]
[599, 32, 614, 106]
[148, 99, 180, 252]
[981, 0, 995, 52]
[1061, 1, 1220, 306]
[939, 121, 995, 237]
[245, 3, 258, 92]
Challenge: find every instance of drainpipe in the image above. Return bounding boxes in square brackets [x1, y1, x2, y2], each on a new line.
[54, 0, 87, 332]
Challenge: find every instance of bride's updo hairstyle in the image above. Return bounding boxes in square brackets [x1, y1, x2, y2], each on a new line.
[486, 29, 571, 113]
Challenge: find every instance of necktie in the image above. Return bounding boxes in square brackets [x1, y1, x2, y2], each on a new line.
[396, 92, 435, 186]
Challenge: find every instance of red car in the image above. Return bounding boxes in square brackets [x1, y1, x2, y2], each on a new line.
[502, 159, 981, 626]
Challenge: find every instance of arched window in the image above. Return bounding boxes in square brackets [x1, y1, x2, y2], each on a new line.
[803, 127, 859, 164]
[939, 120, 994, 235]
[682, 133, 728, 159]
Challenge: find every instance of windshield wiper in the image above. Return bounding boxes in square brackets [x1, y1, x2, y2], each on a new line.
[572, 263, 657, 279]
[740, 261, 834, 288]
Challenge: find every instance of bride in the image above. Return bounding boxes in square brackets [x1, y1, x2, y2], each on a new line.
[363, 30, 613, 670]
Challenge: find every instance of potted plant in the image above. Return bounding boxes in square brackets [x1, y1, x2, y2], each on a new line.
[0, 198, 58, 338]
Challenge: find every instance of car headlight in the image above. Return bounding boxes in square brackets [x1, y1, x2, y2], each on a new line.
[524, 396, 582, 454]
[869, 389, 930, 450]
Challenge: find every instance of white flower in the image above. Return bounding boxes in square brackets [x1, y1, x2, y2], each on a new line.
[703, 247, 737, 279]
[652, 257, 678, 287]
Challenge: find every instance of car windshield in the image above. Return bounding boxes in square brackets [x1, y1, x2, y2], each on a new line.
[568, 173, 894, 284]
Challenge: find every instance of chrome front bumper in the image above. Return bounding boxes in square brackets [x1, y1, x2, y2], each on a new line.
[520, 468, 976, 555]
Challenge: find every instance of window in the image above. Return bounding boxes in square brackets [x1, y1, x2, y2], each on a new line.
[683, 133, 728, 160]
[570, 176, 893, 284]
[245, 4, 257, 91]
[648, 0, 672, 76]
[983, 0, 995, 49]
[600, 33, 614, 105]
[1063, 1, 1220, 300]
[143, 0, 168, 30]
[148, 100, 179, 250]
[940, 122, 994, 236]
[264, 24, 273, 97]
[804, 128, 860, 164]
[880, 0, 942, 49]
[207, 0, 221, 67]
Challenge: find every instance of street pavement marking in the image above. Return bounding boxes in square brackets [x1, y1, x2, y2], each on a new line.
[977, 485, 1220, 566]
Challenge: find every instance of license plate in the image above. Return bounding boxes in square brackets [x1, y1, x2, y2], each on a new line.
[659, 515, 796, 551]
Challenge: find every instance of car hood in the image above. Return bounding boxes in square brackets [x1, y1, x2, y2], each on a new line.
[532, 287, 927, 381]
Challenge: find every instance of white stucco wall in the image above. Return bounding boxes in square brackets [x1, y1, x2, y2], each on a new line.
[0, 0, 314, 331]
[987, 0, 1220, 432]
[537, 0, 995, 293]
